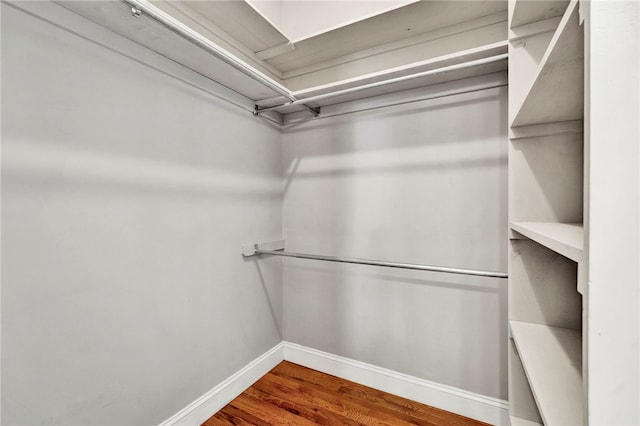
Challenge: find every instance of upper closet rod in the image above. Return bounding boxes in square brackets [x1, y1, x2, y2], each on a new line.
[122, 0, 320, 117]
[255, 53, 508, 115]
[254, 248, 508, 279]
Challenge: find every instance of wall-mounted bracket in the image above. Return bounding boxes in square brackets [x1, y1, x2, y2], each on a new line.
[241, 240, 285, 257]
[254, 104, 320, 117]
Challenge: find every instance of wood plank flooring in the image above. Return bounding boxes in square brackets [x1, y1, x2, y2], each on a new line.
[203, 361, 491, 426]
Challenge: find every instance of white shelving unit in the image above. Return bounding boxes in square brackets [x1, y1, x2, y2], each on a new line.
[507, 0, 585, 424]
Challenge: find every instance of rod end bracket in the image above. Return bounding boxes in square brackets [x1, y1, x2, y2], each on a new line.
[242, 240, 285, 257]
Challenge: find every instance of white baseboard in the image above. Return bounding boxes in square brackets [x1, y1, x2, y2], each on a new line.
[160, 341, 509, 426]
[159, 342, 285, 426]
[282, 342, 510, 426]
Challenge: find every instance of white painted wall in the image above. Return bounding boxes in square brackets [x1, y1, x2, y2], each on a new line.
[1, 2, 283, 424]
[282, 82, 509, 399]
[586, 1, 640, 423]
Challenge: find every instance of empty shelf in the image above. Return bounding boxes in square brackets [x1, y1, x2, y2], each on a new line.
[512, 0, 583, 127]
[511, 222, 583, 263]
[510, 321, 583, 426]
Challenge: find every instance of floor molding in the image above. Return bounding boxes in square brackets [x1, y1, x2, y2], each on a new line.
[160, 341, 509, 425]
[282, 342, 510, 426]
[159, 342, 285, 426]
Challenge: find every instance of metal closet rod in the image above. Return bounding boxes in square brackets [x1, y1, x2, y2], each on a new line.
[121, 0, 320, 117]
[255, 53, 508, 114]
[256, 249, 508, 279]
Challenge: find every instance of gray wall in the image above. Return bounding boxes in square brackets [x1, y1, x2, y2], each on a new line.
[1, 2, 282, 424]
[282, 83, 509, 399]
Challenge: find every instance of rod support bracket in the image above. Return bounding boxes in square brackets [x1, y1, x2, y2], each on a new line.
[242, 240, 285, 257]
[131, 6, 141, 17]
[253, 104, 321, 118]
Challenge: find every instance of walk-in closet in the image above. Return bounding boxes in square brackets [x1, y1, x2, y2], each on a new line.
[1, 1, 638, 425]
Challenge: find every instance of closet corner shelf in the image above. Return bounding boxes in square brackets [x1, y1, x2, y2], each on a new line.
[511, 0, 583, 127]
[510, 321, 583, 426]
[509, 415, 543, 426]
[511, 222, 583, 263]
[509, 0, 569, 29]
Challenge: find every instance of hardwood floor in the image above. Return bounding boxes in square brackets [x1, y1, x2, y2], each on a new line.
[203, 361, 490, 426]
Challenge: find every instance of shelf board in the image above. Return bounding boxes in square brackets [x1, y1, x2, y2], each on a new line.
[173, 0, 289, 54]
[511, 0, 583, 127]
[510, 0, 569, 29]
[267, 42, 508, 114]
[511, 222, 583, 263]
[56, 0, 284, 101]
[58, 0, 508, 111]
[510, 321, 583, 426]
[510, 415, 543, 426]
[266, 1, 507, 74]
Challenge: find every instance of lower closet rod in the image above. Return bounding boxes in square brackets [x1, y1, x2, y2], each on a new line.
[255, 249, 508, 279]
